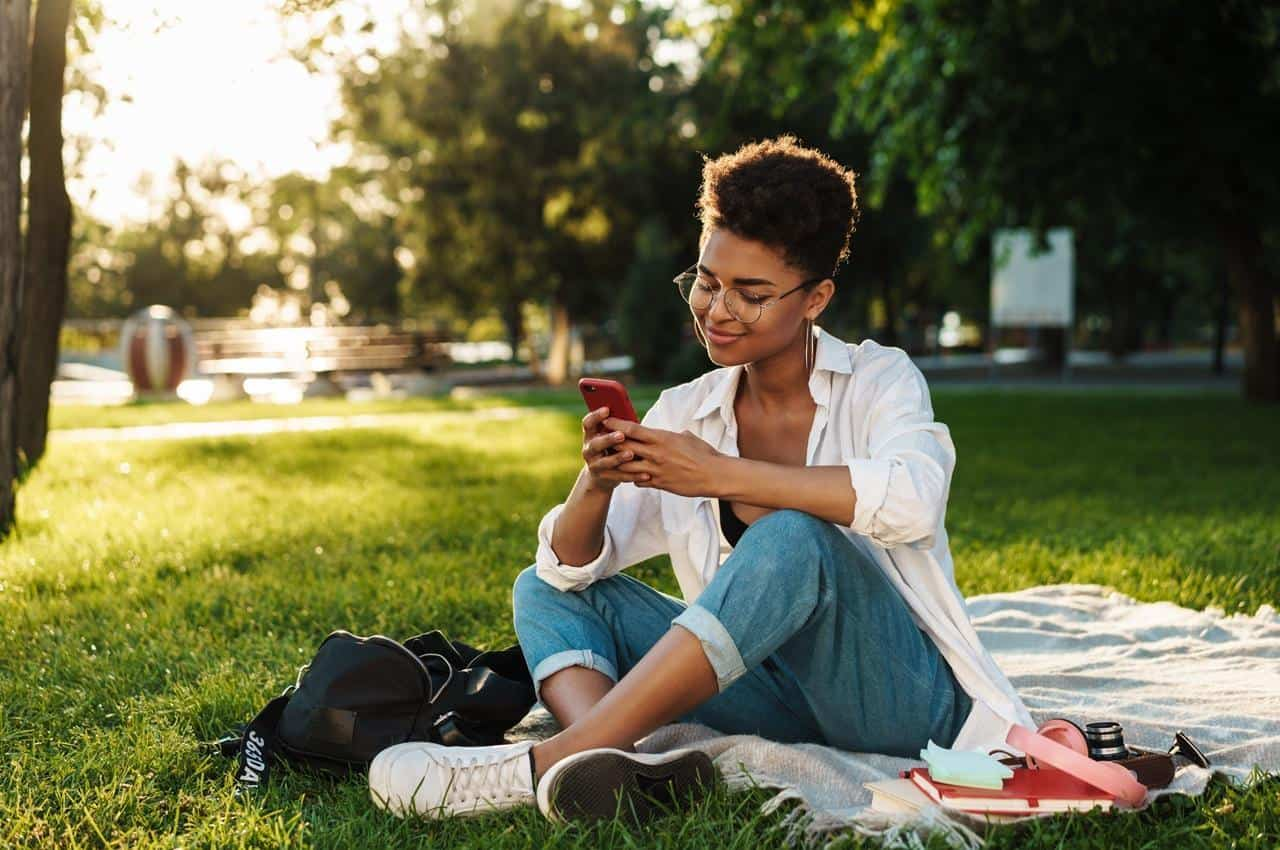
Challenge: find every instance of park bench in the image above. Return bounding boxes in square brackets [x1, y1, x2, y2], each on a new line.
[194, 325, 453, 377]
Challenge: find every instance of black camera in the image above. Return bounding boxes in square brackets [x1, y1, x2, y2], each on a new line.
[1082, 720, 1209, 789]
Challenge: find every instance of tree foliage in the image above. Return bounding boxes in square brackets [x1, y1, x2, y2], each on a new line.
[833, 0, 1280, 396]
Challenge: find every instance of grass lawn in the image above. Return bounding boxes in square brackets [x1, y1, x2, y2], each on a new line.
[2, 389, 1278, 848]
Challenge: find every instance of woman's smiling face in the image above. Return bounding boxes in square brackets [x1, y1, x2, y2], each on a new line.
[694, 228, 825, 366]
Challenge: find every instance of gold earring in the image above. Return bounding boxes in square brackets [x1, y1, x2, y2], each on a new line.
[803, 317, 815, 374]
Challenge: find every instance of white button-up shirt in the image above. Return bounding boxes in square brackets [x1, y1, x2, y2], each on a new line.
[535, 325, 1035, 753]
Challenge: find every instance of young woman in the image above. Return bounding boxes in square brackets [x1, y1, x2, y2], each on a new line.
[368, 135, 1034, 823]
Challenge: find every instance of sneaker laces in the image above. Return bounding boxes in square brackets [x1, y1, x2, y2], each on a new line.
[439, 746, 531, 803]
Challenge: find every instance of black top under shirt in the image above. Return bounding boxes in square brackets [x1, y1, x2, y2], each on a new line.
[719, 497, 749, 547]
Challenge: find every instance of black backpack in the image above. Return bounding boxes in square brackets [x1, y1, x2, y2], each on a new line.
[214, 629, 537, 790]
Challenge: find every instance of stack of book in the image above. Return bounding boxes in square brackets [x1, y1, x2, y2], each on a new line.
[864, 765, 1116, 821]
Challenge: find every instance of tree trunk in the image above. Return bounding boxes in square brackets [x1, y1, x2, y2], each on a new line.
[878, 272, 899, 347]
[1212, 268, 1230, 376]
[1220, 220, 1279, 402]
[546, 295, 572, 386]
[0, 0, 31, 540]
[1040, 326, 1067, 371]
[500, 297, 523, 365]
[1157, 288, 1175, 349]
[1106, 269, 1140, 359]
[17, 0, 72, 475]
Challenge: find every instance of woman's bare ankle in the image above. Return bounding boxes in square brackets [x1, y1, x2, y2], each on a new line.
[530, 735, 637, 782]
[530, 740, 560, 780]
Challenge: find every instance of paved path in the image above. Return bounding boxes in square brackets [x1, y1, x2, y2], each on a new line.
[48, 405, 578, 443]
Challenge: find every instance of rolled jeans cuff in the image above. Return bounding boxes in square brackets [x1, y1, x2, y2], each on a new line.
[671, 603, 747, 692]
[530, 649, 619, 705]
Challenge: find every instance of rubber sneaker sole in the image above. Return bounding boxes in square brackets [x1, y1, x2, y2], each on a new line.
[536, 747, 719, 826]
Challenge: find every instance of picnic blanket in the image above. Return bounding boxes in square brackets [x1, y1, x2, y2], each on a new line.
[510, 583, 1280, 848]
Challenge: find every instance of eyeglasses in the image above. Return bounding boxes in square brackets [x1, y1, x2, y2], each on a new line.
[673, 264, 826, 325]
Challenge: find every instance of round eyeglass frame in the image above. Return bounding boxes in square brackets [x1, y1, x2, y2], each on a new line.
[672, 264, 827, 324]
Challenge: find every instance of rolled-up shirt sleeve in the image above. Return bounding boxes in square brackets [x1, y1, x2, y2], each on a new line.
[533, 392, 672, 591]
[846, 353, 955, 550]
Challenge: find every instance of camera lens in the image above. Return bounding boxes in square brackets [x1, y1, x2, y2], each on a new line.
[1085, 721, 1128, 761]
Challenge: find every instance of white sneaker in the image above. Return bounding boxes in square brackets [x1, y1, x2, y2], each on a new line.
[368, 739, 536, 819]
[536, 747, 719, 825]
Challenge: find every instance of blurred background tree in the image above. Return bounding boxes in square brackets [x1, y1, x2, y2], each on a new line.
[52, 0, 1280, 396]
[317, 0, 701, 382]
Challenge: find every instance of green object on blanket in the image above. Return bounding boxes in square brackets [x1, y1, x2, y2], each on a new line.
[920, 739, 1015, 789]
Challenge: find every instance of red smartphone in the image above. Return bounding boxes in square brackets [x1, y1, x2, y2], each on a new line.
[578, 378, 638, 453]
[578, 377, 639, 423]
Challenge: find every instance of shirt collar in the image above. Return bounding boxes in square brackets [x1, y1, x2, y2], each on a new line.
[692, 324, 853, 424]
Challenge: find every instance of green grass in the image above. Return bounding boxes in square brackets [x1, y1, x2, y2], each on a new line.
[2, 390, 1278, 848]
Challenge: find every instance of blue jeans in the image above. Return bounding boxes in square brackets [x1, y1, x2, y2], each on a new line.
[512, 508, 973, 757]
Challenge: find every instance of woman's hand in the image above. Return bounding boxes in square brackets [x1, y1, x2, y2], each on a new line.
[603, 416, 726, 498]
[581, 406, 652, 492]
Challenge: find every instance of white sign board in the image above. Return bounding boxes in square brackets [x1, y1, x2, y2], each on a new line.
[990, 228, 1074, 327]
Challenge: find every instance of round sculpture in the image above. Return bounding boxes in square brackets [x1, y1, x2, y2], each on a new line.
[120, 305, 196, 395]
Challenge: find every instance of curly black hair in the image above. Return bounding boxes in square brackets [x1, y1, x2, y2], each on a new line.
[695, 133, 859, 281]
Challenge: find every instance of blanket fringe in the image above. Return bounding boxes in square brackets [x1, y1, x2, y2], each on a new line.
[745, 781, 986, 850]
[848, 806, 986, 850]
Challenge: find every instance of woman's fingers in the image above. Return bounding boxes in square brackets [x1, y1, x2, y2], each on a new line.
[581, 408, 652, 484]
[592, 469, 647, 484]
[595, 468, 651, 483]
[581, 407, 611, 442]
[583, 429, 626, 460]
[614, 438, 652, 459]
[615, 458, 655, 476]
[588, 446, 636, 471]
[602, 418, 661, 443]
[588, 448, 652, 481]
[582, 405, 609, 429]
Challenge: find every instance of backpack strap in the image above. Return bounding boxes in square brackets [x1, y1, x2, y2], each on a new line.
[218, 694, 289, 792]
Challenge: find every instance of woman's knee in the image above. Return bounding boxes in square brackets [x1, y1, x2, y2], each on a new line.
[747, 513, 891, 604]
[750, 508, 830, 539]
[739, 509, 829, 562]
[732, 509, 865, 591]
